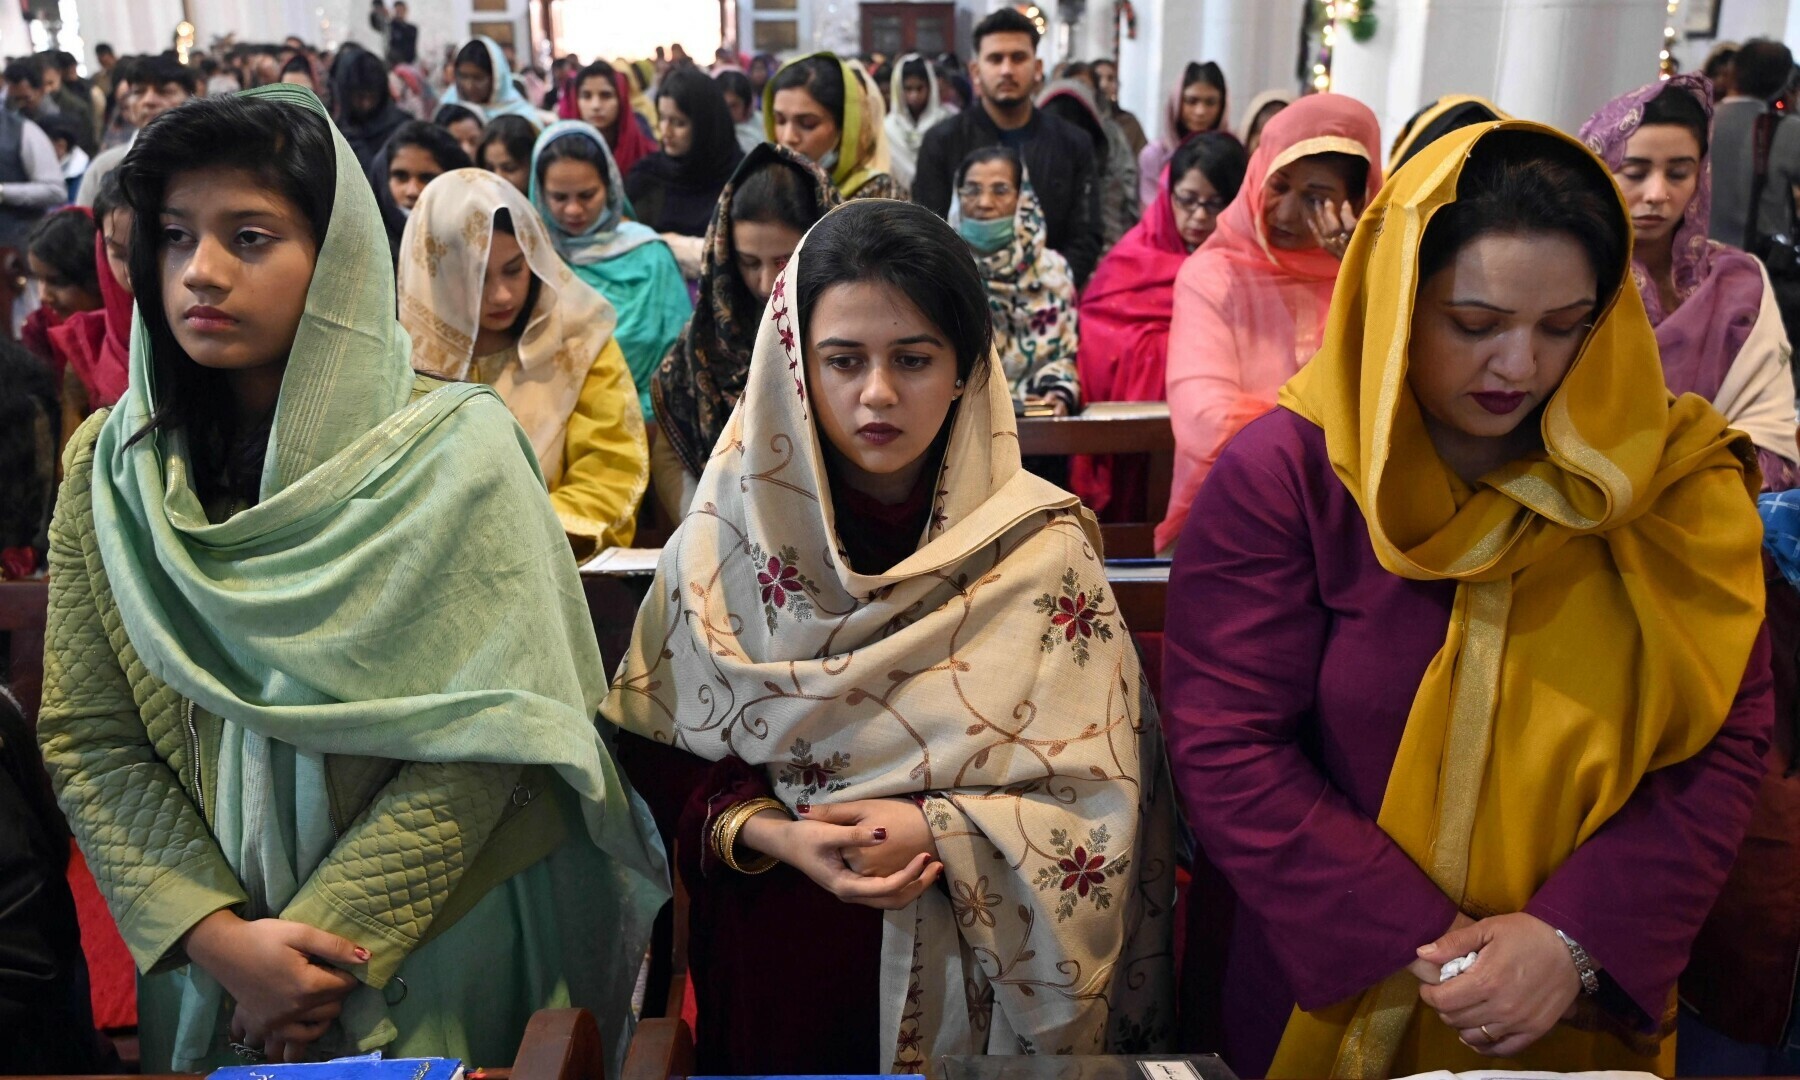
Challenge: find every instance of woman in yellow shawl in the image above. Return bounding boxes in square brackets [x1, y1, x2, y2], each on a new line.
[1163, 122, 1773, 1077]
[766, 52, 906, 201]
[397, 168, 649, 559]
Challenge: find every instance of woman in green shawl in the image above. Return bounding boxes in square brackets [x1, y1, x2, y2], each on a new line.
[35, 86, 668, 1072]
[530, 120, 691, 419]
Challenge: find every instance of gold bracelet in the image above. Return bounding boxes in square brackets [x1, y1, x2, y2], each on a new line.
[712, 797, 788, 874]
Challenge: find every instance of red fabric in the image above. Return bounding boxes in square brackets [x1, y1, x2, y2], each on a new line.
[557, 71, 657, 178]
[45, 231, 129, 409]
[65, 843, 136, 1030]
[1070, 168, 1186, 514]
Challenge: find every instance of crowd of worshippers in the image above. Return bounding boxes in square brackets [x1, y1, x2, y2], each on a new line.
[11, 4, 1800, 1080]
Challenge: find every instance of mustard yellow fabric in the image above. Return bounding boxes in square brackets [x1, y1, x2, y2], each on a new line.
[550, 336, 647, 554]
[1271, 120, 1766, 1078]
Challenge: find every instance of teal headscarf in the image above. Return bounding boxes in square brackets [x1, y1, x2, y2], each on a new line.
[531, 120, 691, 417]
[437, 35, 542, 122]
[88, 84, 667, 1066]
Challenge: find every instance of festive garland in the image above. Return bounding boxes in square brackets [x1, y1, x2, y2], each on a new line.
[1321, 0, 1378, 44]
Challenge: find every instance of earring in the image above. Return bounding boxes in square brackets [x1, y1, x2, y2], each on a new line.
[955, 379, 966, 388]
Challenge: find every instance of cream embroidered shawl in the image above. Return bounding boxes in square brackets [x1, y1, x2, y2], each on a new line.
[600, 206, 1175, 1067]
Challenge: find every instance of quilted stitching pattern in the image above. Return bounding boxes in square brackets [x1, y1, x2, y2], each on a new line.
[38, 415, 245, 969]
[40, 415, 527, 971]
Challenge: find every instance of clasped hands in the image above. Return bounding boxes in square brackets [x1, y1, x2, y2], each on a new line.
[183, 908, 368, 1064]
[1409, 912, 1585, 1057]
[738, 797, 944, 910]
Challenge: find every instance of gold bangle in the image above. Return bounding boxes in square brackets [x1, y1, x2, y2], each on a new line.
[713, 796, 787, 874]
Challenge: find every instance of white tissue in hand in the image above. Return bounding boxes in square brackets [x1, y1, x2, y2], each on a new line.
[1438, 951, 1478, 982]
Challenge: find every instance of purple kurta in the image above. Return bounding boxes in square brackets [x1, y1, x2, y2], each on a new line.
[1163, 407, 1774, 1076]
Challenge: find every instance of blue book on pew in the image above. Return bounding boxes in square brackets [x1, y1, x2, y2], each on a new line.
[210, 1052, 464, 1080]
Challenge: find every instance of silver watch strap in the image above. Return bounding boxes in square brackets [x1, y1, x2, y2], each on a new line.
[1555, 928, 1601, 996]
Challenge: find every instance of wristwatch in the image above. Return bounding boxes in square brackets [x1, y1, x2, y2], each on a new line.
[1555, 928, 1601, 996]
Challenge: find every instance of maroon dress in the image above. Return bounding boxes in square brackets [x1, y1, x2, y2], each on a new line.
[616, 469, 935, 1074]
[1162, 407, 1774, 1076]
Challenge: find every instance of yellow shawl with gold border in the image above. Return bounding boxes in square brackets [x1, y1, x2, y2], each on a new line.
[1271, 120, 1765, 1078]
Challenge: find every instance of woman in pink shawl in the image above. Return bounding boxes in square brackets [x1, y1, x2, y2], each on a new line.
[558, 61, 658, 178]
[1137, 62, 1228, 207]
[1071, 131, 1246, 517]
[1580, 73, 1800, 490]
[1155, 94, 1382, 554]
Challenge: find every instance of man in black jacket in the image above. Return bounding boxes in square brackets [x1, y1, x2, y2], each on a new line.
[913, 8, 1102, 284]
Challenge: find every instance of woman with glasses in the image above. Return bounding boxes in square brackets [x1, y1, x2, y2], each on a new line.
[1072, 131, 1247, 517]
[1155, 95, 1380, 555]
[951, 146, 1079, 414]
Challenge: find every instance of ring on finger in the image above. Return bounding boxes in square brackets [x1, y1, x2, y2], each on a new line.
[1480, 1023, 1498, 1044]
[229, 1041, 266, 1063]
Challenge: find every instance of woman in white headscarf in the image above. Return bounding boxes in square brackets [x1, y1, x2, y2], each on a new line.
[884, 54, 953, 190]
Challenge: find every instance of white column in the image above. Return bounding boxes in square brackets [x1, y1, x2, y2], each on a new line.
[1197, 0, 1305, 117]
[73, 0, 186, 55]
[1490, 0, 1664, 132]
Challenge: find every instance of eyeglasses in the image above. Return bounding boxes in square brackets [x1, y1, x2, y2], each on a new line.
[1172, 191, 1229, 215]
[958, 183, 1017, 201]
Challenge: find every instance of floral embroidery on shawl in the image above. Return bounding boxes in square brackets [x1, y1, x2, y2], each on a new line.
[1035, 568, 1115, 666]
[601, 201, 1174, 1065]
[964, 176, 1081, 406]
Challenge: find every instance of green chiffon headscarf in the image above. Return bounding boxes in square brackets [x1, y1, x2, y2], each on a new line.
[88, 84, 668, 1065]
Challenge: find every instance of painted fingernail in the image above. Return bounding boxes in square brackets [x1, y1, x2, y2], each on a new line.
[354, 947, 370, 962]
[796, 802, 810, 814]
[872, 828, 887, 840]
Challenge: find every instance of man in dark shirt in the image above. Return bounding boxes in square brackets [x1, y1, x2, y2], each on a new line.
[913, 9, 1102, 284]
[388, 0, 420, 66]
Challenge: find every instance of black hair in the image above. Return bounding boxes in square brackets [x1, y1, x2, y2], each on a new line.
[1417, 130, 1626, 307]
[1735, 38, 1794, 100]
[901, 57, 929, 83]
[732, 157, 828, 232]
[36, 113, 82, 152]
[0, 337, 57, 555]
[331, 44, 389, 118]
[1178, 61, 1228, 137]
[389, 119, 473, 171]
[1304, 150, 1370, 203]
[575, 59, 618, 95]
[715, 68, 753, 109]
[53, 51, 78, 74]
[279, 55, 312, 80]
[477, 114, 537, 170]
[535, 131, 611, 187]
[3, 58, 42, 89]
[769, 55, 845, 128]
[91, 169, 126, 225]
[972, 8, 1041, 52]
[1390, 98, 1506, 171]
[797, 200, 992, 384]
[956, 144, 1022, 190]
[433, 103, 482, 131]
[488, 206, 542, 341]
[117, 94, 337, 452]
[455, 40, 492, 75]
[1641, 84, 1711, 158]
[95, 43, 115, 58]
[1169, 130, 1248, 203]
[1704, 45, 1739, 80]
[1092, 58, 1117, 76]
[659, 66, 741, 179]
[27, 209, 99, 295]
[137, 55, 199, 97]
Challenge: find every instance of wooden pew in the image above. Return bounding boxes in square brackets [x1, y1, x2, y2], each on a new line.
[1016, 405, 1175, 559]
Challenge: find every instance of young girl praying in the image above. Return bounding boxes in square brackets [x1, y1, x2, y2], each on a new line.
[36, 85, 666, 1072]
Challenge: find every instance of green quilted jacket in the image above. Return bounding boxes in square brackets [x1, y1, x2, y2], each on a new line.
[37, 412, 567, 988]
